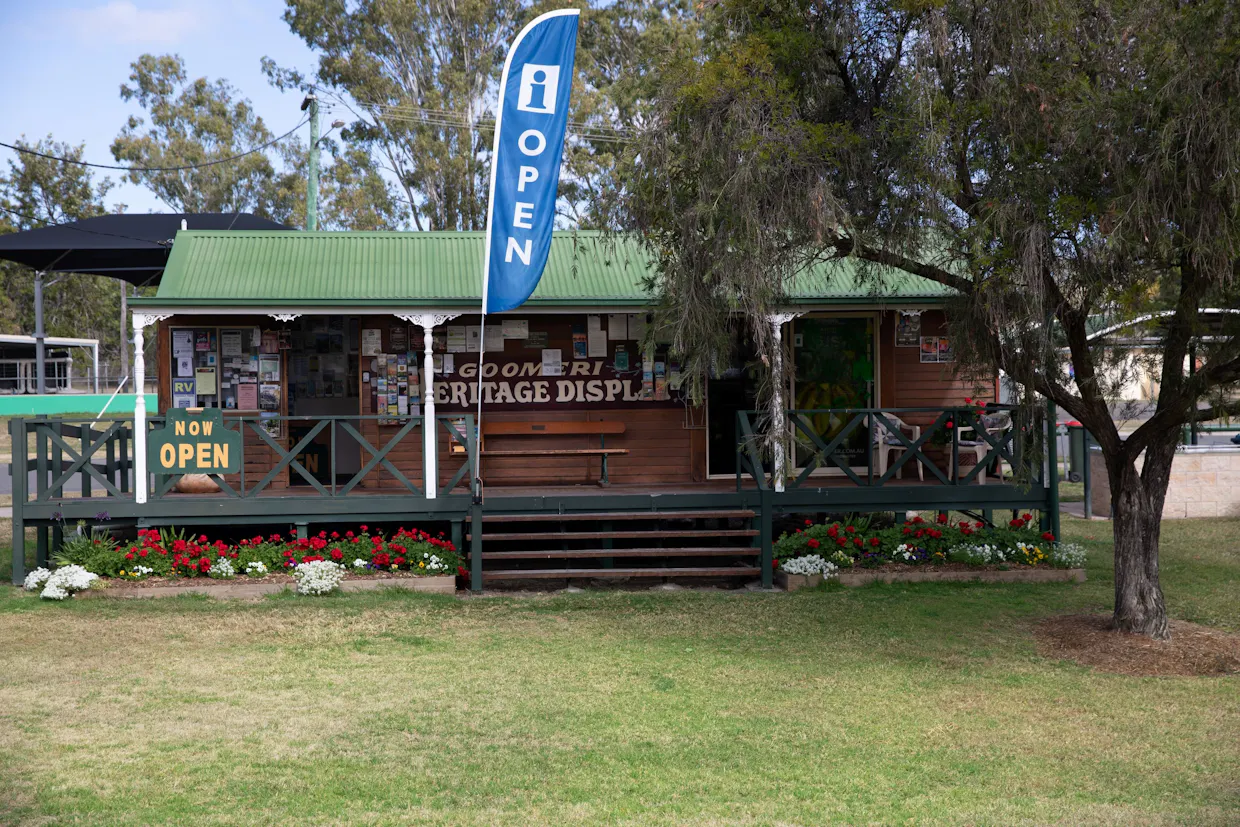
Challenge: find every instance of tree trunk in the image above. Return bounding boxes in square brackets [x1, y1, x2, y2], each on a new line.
[1107, 435, 1176, 640]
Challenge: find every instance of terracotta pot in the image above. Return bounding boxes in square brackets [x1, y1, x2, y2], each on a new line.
[175, 474, 221, 494]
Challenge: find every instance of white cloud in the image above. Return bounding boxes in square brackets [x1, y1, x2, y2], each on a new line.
[63, 1, 202, 46]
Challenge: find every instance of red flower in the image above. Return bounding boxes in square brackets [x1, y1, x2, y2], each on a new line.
[394, 556, 406, 566]
[138, 549, 148, 558]
[772, 559, 779, 569]
[1022, 513, 1033, 522]
[795, 529, 803, 534]
[125, 552, 135, 561]
[945, 420, 954, 430]
[827, 525, 838, 538]
[330, 549, 343, 561]
[964, 397, 973, 404]
[372, 552, 390, 568]
[853, 538, 862, 547]
[807, 538, 820, 549]
[198, 535, 208, 543]
[1042, 532, 1055, 542]
[360, 525, 368, 532]
[869, 537, 880, 547]
[902, 527, 911, 535]
[457, 566, 468, 578]
[974, 521, 984, 529]
[330, 532, 340, 539]
[1010, 519, 1024, 528]
[845, 525, 856, 535]
[836, 538, 847, 547]
[804, 519, 812, 526]
[936, 513, 948, 524]
[346, 531, 354, 539]
[912, 516, 924, 524]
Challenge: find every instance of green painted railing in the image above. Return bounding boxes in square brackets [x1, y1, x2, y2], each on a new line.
[735, 405, 1040, 492]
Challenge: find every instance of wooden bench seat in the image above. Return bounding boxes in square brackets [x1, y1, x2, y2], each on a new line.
[480, 421, 628, 485]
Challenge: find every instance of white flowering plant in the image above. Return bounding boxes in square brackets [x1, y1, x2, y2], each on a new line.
[244, 561, 268, 577]
[208, 558, 236, 579]
[34, 565, 99, 600]
[780, 554, 839, 578]
[23, 568, 52, 591]
[1049, 542, 1088, 569]
[292, 560, 346, 595]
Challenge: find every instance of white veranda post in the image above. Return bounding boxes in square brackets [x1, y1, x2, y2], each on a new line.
[400, 313, 460, 499]
[132, 312, 171, 504]
[769, 313, 799, 493]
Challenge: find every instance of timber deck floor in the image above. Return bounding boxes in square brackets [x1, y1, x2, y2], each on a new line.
[135, 475, 988, 499]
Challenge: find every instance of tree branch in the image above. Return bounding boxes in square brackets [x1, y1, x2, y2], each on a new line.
[829, 236, 974, 294]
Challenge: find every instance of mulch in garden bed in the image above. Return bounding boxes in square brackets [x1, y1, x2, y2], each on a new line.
[1034, 614, 1240, 677]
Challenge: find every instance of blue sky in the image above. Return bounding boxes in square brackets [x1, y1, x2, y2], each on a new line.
[0, 0, 322, 214]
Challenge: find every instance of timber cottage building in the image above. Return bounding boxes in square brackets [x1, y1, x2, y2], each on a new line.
[9, 230, 1059, 589]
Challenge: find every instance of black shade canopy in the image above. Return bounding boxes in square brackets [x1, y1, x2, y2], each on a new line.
[0, 213, 292, 286]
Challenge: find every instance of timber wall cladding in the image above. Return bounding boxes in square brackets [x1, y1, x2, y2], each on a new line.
[885, 311, 995, 429]
[360, 314, 695, 489]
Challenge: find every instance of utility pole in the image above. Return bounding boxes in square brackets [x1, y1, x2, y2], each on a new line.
[303, 93, 320, 231]
[34, 272, 45, 394]
[119, 281, 129, 390]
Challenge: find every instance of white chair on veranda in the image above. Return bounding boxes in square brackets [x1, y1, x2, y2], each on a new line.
[873, 414, 923, 481]
[956, 411, 1013, 485]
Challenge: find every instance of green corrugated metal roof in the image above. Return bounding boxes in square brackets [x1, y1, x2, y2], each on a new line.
[133, 229, 954, 308]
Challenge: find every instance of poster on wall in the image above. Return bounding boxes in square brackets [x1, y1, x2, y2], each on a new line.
[541, 349, 563, 376]
[919, 336, 954, 363]
[390, 326, 408, 352]
[895, 313, 921, 347]
[194, 367, 217, 396]
[237, 383, 258, 410]
[259, 356, 280, 382]
[446, 326, 467, 352]
[526, 331, 548, 349]
[483, 325, 504, 352]
[172, 330, 193, 355]
[607, 314, 628, 340]
[501, 320, 529, 339]
[362, 329, 383, 356]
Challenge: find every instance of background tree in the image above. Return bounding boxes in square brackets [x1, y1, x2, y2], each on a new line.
[111, 54, 307, 224]
[619, 0, 1240, 638]
[268, 0, 523, 231]
[0, 137, 139, 382]
[267, 0, 696, 230]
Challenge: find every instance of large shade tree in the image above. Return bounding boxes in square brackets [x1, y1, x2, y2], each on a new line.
[619, 0, 1240, 638]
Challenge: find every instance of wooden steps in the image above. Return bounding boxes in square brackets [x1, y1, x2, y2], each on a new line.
[485, 566, 762, 580]
[479, 547, 760, 560]
[467, 529, 758, 542]
[467, 509, 756, 523]
[466, 506, 765, 587]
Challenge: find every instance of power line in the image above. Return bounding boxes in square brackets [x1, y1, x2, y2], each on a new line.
[0, 118, 309, 173]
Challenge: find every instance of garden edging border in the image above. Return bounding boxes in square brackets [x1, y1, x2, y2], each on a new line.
[778, 569, 1086, 591]
[78, 575, 457, 600]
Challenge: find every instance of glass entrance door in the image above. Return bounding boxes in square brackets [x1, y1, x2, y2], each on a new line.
[792, 316, 875, 472]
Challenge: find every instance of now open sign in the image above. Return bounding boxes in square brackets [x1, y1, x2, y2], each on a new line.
[147, 408, 241, 474]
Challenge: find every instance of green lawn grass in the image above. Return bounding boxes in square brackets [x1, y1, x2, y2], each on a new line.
[0, 516, 1236, 825]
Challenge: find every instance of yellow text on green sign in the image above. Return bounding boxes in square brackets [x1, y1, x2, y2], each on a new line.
[147, 408, 241, 474]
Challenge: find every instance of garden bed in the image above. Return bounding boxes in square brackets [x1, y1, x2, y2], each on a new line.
[80, 573, 457, 599]
[778, 566, 1085, 591]
[775, 513, 1089, 589]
